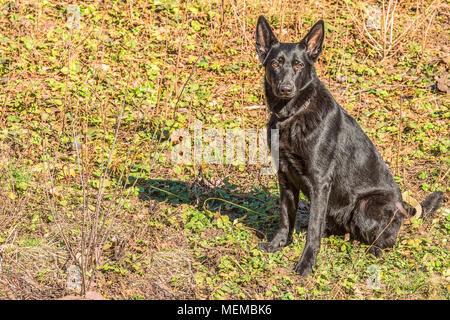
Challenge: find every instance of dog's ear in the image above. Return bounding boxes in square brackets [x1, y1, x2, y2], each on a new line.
[302, 20, 325, 61]
[255, 16, 278, 64]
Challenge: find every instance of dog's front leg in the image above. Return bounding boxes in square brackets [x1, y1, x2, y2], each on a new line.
[294, 182, 330, 276]
[259, 173, 299, 253]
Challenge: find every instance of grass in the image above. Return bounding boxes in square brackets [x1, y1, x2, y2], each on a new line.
[0, 0, 448, 299]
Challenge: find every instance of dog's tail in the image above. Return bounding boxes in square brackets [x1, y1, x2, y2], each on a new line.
[402, 191, 444, 219]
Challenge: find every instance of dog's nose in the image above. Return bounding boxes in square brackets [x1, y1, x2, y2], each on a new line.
[279, 83, 293, 95]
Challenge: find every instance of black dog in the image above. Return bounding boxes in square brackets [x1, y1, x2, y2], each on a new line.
[255, 16, 443, 276]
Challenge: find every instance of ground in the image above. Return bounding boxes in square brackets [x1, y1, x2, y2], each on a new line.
[0, 0, 448, 300]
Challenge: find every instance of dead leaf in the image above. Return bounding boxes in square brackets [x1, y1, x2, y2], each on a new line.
[435, 75, 450, 93]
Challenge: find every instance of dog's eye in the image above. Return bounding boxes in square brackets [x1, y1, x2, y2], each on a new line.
[294, 63, 303, 70]
[272, 62, 280, 68]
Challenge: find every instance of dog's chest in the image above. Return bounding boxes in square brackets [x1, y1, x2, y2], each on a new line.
[267, 118, 309, 176]
[267, 117, 303, 153]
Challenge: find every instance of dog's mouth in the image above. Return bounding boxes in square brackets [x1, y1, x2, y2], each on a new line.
[277, 93, 295, 99]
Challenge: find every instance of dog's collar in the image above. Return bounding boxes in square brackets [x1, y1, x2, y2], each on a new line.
[273, 98, 311, 120]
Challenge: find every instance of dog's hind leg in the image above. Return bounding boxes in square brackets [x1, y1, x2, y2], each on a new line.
[350, 193, 404, 257]
[259, 173, 299, 253]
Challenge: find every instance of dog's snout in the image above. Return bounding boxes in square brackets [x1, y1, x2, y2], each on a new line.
[279, 83, 294, 95]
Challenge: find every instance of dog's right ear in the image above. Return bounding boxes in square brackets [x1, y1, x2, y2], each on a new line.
[255, 16, 278, 64]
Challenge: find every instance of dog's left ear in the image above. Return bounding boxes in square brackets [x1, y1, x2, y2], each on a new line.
[302, 20, 325, 61]
[255, 16, 279, 64]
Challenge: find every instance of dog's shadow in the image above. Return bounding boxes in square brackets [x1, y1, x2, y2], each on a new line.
[135, 177, 310, 238]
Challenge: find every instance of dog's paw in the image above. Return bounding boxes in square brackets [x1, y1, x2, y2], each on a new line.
[367, 246, 382, 258]
[258, 241, 283, 253]
[294, 259, 314, 277]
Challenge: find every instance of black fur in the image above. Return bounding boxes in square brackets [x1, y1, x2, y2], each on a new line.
[416, 191, 444, 218]
[255, 16, 444, 276]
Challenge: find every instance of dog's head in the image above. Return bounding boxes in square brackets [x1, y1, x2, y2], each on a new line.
[255, 16, 324, 99]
